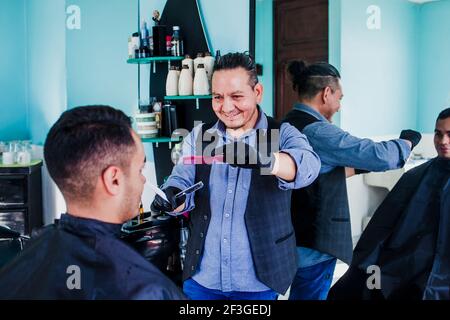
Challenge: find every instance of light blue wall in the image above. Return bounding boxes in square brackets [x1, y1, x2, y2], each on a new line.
[329, 0, 342, 126]
[255, 0, 274, 117]
[338, 0, 419, 136]
[1, 0, 249, 145]
[417, 0, 450, 132]
[26, 0, 67, 144]
[66, 0, 138, 113]
[198, 0, 249, 53]
[141, 0, 249, 54]
[0, 0, 29, 141]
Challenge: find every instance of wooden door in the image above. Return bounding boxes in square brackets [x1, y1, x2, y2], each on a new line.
[274, 0, 328, 120]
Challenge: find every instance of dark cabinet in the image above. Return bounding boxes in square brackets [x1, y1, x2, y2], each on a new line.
[0, 162, 43, 235]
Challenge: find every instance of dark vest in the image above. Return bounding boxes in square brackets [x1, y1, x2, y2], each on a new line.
[283, 109, 353, 264]
[182, 117, 297, 294]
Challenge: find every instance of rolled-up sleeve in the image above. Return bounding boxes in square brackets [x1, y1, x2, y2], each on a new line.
[277, 122, 321, 190]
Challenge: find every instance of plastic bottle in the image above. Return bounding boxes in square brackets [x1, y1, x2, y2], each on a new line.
[178, 65, 193, 96]
[152, 100, 162, 135]
[131, 32, 140, 58]
[139, 22, 151, 58]
[193, 64, 210, 95]
[193, 53, 204, 74]
[171, 26, 184, 57]
[203, 52, 215, 83]
[166, 35, 172, 55]
[182, 54, 194, 77]
[166, 66, 179, 96]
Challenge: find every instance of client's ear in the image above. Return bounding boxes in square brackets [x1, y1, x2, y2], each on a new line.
[101, 165, 123, 196]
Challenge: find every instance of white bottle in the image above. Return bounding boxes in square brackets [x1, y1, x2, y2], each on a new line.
[193, 64, 210, 95]
[182, 54, 194, 77]
[203, 52, 215, 83]
[166, 66, 179, 96]
[178, 65, 193, 96]
[193, 53, 204, 74]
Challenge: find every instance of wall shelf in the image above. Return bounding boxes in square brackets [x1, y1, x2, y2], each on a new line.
[164, 95, 212, 100]
[127, 56, 184, 64]
[127, 56, 184, 73]
[164, 95, 212, 109]
[141, 136, 182, 148]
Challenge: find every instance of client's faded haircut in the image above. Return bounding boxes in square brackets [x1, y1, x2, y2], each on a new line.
[44, 105, 135, 201]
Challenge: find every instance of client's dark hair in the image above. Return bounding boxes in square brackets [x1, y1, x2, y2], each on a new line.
[437, 107, 450, 121]
[213, 52, 259, 88]
[288, 60, 341, 100]
[44, 105, 135, 201]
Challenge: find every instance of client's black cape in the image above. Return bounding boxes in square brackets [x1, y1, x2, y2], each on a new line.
[329, 158, 450, 300]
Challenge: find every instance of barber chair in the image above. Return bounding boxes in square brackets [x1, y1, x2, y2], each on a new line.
[0, 225, 29, 269]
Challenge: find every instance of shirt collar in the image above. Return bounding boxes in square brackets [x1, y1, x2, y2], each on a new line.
[58, 213, 123, 238]
[293, 103, 329, 123]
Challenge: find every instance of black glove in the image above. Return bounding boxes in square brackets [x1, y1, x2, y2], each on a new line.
[215, 141, 275, 170]
[399, 129, 422, 150]
[150, 186, 186, 213]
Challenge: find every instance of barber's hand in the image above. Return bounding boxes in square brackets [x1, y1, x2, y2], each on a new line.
[150, 186, 186, 213]
[400, 129, 422, 150]
[215, 141, 275, 170]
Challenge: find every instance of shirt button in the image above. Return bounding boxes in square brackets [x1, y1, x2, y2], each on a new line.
[195, 250, 200, 255]
[191, 266, 195, 271]
[223, 238, 227, 243]
[200, 232, 204, 238]
[225, 213, 230, 218]
[228, 190, 233, 194]
[203, 215, 208, 220]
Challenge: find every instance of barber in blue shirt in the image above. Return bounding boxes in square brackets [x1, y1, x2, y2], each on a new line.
[282, 60, 422, 300]
[151, 53, 321, 300]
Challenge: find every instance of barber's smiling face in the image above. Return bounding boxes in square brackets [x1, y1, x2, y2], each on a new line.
[434, 117, 450, 159]
[212, 67, 263, 130]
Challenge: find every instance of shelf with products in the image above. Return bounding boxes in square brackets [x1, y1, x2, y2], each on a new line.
[129, 0, 215, 186]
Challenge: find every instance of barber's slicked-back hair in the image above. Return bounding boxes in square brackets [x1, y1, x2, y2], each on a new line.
[44, 105, 135, 201]
[288, 60, 341, 100]
[437, 107, 450, 121]
[213, 52, 259, 88]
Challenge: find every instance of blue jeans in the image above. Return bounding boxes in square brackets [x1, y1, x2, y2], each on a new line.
[288, 258, 337, 300]
[183, 278, 278, 300]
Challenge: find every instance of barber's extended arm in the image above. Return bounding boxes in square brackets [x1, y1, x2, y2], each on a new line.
[304, 122, 418, 172]
[343, 130, 420, 178]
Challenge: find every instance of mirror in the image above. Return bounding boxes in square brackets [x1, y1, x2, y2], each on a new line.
[254, 0, 449, 137]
